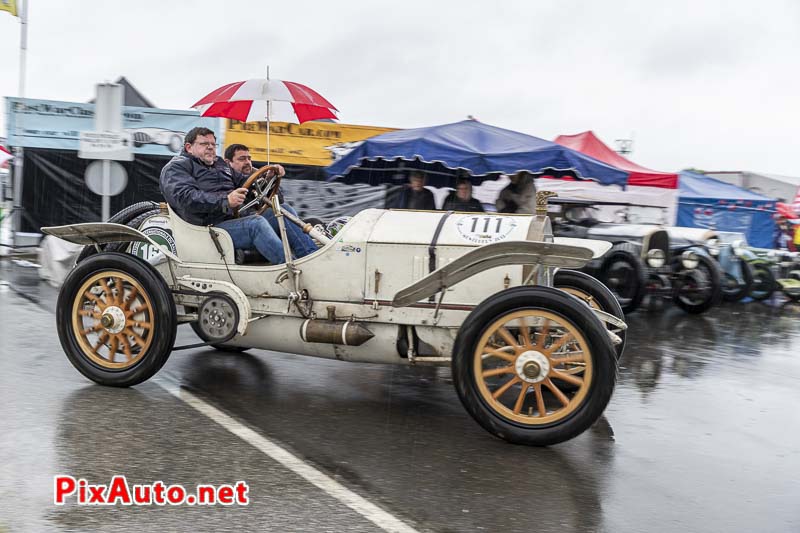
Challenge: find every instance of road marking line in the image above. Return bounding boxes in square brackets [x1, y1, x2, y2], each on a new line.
[153, 374, 419, 533]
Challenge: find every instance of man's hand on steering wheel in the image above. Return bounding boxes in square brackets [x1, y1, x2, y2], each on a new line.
[227, 188, 248, 208]
[234, 164, 285, 217]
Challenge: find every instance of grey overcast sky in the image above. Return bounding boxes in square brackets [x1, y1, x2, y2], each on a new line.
[1, 0, 798, 175]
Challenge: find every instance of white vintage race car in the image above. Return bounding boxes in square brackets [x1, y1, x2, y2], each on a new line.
[43, 171, 625, 446]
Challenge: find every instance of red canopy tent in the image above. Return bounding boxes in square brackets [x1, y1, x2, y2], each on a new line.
[554, 131, 678, 189]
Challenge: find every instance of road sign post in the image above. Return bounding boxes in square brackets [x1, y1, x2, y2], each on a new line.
[78, 84, 132, 221]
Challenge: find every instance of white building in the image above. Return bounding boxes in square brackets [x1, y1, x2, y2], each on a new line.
[705, 171, 800, 203]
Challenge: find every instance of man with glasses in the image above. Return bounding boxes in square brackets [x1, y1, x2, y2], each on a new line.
[160, 127, 317, 264]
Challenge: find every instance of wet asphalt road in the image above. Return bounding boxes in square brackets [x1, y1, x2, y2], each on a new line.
[1, 260, 799, 532]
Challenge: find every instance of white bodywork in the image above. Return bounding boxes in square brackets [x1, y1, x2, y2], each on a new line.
[43, 205, 615, 366]
[666, 227, 719, 242]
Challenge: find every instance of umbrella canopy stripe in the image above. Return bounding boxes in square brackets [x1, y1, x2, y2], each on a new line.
[192, 81, 247, 107]
[291, 103, 338, 124]
[195, 100, 255, 122]
[192, 79, 337, 109]
[195, 100, 338, 124]
[283, 81, 338, 110]
[0, 145, 12, 166]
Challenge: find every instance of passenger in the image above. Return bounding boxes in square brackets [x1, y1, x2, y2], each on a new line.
[496, 171, 536, 214]
[442, 179, 484, 212]
[386, 171, 436, 210]
[160, 128, 316, 264]
[224, 143, 254, 176]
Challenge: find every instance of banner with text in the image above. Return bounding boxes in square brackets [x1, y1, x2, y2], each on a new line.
[5, 97, 220, 156]
[224, 119, 396, 167]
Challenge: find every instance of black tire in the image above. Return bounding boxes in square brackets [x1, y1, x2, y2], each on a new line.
[105, 208, 162, 253]
[56, 253, 177, 387]
[554, 269, 626, 359]
[673, 255, 722, 314]
[748, 264, 776, 301]
[452, 286, 617, 446]
[75, 201, 160, 263]
[721, 259, 754, 303]
[598, 244, 647, 314]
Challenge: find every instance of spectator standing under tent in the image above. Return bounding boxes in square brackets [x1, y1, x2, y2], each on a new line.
[496, 171, 536, 214]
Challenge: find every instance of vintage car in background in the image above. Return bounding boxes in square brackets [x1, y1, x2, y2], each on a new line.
[125, 127, 185, 152]
[43, 182, 626, 447]
[665, 227, 747, 303]
[548, 199, 722, 314]
[718, 232, 800, 302]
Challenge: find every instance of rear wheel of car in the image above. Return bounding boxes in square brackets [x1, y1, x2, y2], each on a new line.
[452, 286, 617, 446]
[748, 263, 776, 301]
[673, 255, 722, 314]
[599, 245, 646, 314]
[721, 259, 754, 303]
[74, 201, 160, 264]
[56, 253, 177, 386]
[105, 208, 162, 253]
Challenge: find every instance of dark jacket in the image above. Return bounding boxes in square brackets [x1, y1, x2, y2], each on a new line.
[442, 192, 484, 212]
[385, 186, 436, 211]
[160, 150, 247, 226]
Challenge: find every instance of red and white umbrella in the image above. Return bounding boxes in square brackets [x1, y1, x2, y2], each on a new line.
[192, 78, 338, 124]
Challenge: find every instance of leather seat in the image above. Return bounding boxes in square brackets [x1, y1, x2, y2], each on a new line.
[234, 249, 271, 265]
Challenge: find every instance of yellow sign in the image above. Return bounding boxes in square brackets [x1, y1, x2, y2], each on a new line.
[0, 0, 17, 16]
[224, 120, 396, 167]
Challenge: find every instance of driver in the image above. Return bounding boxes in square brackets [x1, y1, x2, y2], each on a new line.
[160, 127, 317, 264]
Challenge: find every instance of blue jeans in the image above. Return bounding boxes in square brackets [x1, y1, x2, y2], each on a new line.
[216, 204, 317, 264]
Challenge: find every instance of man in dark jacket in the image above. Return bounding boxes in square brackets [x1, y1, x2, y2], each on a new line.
[385, 171, 436, 210]
[442, 179, 484, 212]
[160, 127, 316, 264]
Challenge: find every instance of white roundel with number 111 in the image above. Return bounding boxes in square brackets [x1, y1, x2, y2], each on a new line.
[455, 215, 518, 244]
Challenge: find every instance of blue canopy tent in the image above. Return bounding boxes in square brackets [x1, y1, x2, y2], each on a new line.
[678, 171, 778, 248]
[325, 119, 628, 188]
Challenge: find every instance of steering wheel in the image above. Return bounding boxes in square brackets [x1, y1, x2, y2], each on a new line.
[234, 165, 283, 217]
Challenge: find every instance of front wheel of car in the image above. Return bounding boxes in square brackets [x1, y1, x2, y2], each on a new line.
[748, 264, 776, 301]
[452, 286, 617, 446]
[56, 253, 177, 386]
[673, 255, 722, 314]
[721, 259, 754, 303]
[599, 245, 646, 314]
[168, 135, 182, 152]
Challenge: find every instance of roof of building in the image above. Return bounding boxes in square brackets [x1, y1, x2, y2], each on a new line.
[88, 77, 155, 108]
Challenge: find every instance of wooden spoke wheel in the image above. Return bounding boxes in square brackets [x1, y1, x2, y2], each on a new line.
[452, 286, 617, 446]
[473, 309, 592, 425]
[57, 253, 177, 387]
[71, 271, 154, 370]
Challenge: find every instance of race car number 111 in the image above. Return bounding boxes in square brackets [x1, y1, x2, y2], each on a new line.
[456, 215, 517, 244]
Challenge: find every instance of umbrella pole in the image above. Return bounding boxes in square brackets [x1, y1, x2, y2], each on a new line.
[266, 100, 271, 165]
[266, 66, 271, 166]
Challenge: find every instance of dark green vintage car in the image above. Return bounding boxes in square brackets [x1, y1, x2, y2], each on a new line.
[548, 199, 722, 314]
